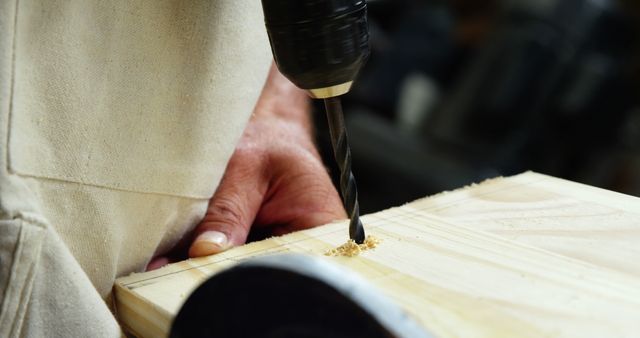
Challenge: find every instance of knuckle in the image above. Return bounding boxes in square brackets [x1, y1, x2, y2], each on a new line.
[234, 143, 259, 157]
[230, 143, 269, 168]
[206, 197, 245, 227]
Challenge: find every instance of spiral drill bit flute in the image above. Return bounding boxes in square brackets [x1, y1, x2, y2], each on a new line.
[261, 0, 370, 243]
[324, 97, 365, 243]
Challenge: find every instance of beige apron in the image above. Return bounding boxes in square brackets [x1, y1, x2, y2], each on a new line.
[0, 0, 272, 336]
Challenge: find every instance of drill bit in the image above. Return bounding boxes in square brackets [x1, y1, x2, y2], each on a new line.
[324, 96, 366, 244]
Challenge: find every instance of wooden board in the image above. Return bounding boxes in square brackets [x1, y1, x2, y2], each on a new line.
[114, 172, 640, 338]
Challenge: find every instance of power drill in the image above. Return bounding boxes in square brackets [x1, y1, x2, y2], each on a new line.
[261, 0, 370, 244]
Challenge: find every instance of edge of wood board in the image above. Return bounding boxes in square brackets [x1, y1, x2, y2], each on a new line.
[113, 172, 640, 338]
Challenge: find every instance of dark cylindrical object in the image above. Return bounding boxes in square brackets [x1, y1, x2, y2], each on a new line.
[324, 97, 365, 243]
[261, 0, 370, 98]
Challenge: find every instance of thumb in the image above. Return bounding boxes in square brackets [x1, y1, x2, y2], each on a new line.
[189, 152, 267, 258]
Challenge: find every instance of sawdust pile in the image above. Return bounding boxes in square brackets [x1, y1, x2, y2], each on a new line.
[324, 235, 381, 257]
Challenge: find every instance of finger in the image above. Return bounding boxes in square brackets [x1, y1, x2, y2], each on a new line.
[189, 149, 268, 258]
[146, 256, 170, 271]
[264, 181, 346, 235]
[256, 152, 347, 233]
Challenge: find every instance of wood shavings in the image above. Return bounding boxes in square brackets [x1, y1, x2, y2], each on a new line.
[325, 235, 381, 257]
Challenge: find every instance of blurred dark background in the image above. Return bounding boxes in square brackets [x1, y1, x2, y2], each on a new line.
[314, 0, 640, 213]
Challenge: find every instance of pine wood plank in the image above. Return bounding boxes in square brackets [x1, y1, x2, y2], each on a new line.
[114, 172, 640, 337]
[406, 172, 640, 277]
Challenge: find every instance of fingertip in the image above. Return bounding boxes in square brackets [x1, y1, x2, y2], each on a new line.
[146, 257, 170, 271]
[188, 230, 231, 257]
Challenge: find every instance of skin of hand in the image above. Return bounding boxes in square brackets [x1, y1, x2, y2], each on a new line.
[146, 64, 346, 270]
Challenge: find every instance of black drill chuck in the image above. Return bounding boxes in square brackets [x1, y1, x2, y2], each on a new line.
[261, 0, 370, 98]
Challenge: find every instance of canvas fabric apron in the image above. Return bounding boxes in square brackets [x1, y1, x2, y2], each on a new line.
[0, 0, 271, 336]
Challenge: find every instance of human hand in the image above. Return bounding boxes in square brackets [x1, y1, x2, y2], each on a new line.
[146, 65, 345, 270]
[187, 113, 346, 257]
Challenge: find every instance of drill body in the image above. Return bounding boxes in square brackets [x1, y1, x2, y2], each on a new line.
[261, 0, 370, 243]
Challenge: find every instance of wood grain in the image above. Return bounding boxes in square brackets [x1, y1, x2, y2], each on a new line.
[114, 172, 640, 337]
[406, 172, 640, 277]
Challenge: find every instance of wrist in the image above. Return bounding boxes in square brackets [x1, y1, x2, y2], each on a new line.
[253, 63, 312, 132]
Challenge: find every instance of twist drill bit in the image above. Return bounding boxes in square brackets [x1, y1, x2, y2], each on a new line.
[324, 97, 366, 244]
